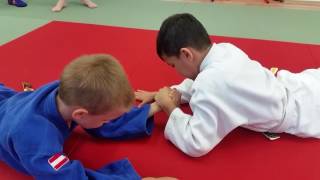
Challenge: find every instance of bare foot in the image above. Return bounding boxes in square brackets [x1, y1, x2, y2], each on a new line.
[81, 0, 97, 8]
[52, 0, 66, 12]
[21, 82, 34, 92]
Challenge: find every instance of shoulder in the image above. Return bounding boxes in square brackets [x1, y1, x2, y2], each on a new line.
[11, 116, 63, 155]
[193, 68, 224, 90]
[216, 42, 241, 51]
[214, 43, 249, 59]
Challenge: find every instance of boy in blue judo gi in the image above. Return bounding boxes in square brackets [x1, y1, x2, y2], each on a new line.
[0, 54, 174, 180]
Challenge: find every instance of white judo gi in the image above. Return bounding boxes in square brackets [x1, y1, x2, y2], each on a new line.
[165, 43, 320, 157]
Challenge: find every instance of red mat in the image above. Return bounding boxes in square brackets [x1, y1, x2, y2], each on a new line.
[1, 21, 320, 180]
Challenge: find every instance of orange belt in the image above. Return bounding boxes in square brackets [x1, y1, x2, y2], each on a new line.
[270, 67, 279, 76]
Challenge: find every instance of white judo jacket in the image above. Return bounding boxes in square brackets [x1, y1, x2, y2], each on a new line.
[165, 43, 320, 157]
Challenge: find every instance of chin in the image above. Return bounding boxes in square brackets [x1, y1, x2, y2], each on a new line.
[92, 125, 103, 129]
[187, 75, 196, 80]
[191, 73, 199, 80]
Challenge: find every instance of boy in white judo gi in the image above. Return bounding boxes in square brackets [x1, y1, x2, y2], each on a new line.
[136, 13, 320, 157]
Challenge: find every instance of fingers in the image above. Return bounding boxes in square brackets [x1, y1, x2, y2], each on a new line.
[134, 91, 142, 100]
[168, 90, 176, 98]
[169, 90, 180, 99]
[135, 88, 179, 108]
[136, 89, 146, 93]
[159, 86, 170, 92]
[135, 92, 147, 107]
[135, 89, 156, 107]
[134, 90, 147, 101]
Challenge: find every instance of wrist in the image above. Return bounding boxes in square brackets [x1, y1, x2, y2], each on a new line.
[148, 102, 161, 117]
[162, 103, 177, 115]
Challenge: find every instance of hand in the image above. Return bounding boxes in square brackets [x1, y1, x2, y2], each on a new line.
[135, 90, 157, 107]
[169, 88, 181, 107]
[154, 87, 179, 115]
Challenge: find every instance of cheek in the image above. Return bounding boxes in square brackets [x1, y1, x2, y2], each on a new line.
[89, 121, 104, 129]
[186, 65, 198, 79]
[175, 65, 184, 75]
[176, 66, 190, 77]
[83, 118, 103, 128]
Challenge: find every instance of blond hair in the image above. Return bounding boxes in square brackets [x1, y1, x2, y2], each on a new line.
[58, 54, 134, 114]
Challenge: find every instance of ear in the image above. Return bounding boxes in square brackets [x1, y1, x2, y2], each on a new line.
[180, 48, 194, 62]
[72, 108, 89, 121]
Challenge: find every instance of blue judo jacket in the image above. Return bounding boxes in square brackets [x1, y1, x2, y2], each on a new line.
[0, 81, 154, 179]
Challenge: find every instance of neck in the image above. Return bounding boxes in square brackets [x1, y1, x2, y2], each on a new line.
[200, 44, 212, 63]
[56, 94, 73, 127]
[194, 44, 212, 76]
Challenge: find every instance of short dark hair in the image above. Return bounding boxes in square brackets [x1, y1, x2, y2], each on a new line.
[156, 13, 211, 59]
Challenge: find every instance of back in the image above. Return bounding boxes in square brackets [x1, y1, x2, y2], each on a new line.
[196, 43, 288, 131]
[0, 81, 71, 173]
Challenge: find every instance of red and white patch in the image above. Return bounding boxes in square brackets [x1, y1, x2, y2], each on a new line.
[48, 153, 69, 171]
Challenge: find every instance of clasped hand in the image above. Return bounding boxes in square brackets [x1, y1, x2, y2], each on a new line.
[135, 87, 181, 114]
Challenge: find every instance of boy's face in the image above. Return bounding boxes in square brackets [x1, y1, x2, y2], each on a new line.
[73, 107, 129, 129]
[163, 48, 199, 80]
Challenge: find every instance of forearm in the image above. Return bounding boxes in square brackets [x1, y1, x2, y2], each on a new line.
[86, 105, 154, 139]
[164, 108, 220, 157]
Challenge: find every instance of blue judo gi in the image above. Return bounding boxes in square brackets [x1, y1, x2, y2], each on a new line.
[0, 81, 154, 179]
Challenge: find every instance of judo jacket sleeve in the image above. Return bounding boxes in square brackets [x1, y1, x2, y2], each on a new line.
[0, 83, 18, 101]
[85, 104, 154, 140]
[19, 153, 141, 180]
[11, 119, 141, 180]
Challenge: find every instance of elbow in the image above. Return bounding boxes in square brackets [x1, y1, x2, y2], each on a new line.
[184, 141, 214, 157]
[186, 150, 210, 158]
